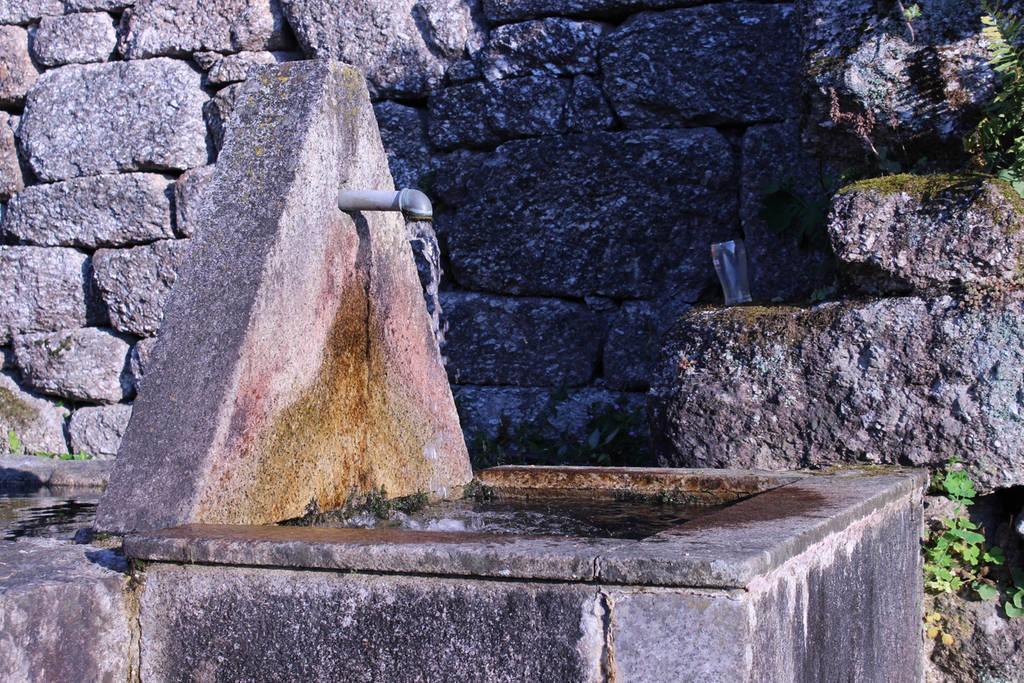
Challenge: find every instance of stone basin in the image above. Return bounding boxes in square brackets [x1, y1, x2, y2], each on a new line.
[124, 465, 926, 681]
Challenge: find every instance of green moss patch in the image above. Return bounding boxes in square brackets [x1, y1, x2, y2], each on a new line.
[0, 387, 37, 427]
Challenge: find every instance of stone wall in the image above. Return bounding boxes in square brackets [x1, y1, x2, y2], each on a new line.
[0, 0, 1003, 457]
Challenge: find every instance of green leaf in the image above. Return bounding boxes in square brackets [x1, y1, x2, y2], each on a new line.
[975, 582, 1000, 601]
[7, 429, 21, 453]
[1006, 602, 1024, 619]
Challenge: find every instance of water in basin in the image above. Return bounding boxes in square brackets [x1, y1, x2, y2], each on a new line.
[0, 490, 100, 541]
[291, 495, 734, 540]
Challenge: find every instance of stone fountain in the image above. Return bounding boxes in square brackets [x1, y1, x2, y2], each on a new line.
[0, 60, 925, 682]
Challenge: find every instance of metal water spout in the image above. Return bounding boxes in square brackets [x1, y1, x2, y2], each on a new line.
[337, 188, 433, 221]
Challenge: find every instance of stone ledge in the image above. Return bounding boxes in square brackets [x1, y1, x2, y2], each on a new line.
[125, 468, 924, 589]
[0, 456, 113, 490]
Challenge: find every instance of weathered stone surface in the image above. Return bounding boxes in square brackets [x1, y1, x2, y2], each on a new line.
[434, 129, 737, 300]
[68, 404, 131, 458]
[564, 75, 615, 131]
[0, 372, 68, 456]
[441, 292, 604, 386]
[0, 113, 22, 201]
[19, 59, 209, 182]
[140, 565, 603, 682]
[479, 18, 605, 81]
[741, 121, 835, 302]
[0, 455, 112, 488]
[129, 473, 922, 680]
[0, 26, 40, 108]
[407, 220, 443, 346]
[204, 81, 242, 152]
[31, 12, 117, 67]
[603, 301, 662, 391]
[453, 384, 645, 444]
[602, 4, 800, 127]
[651, 295, 1024, 493]
[92, 240, 191, 337]
[829, 174, 1024, 295]
[173, 165, 215, 237]
[66, 0, 135, 10]
[0, 539, 129, 682]
[926, 592, 1024, 681]
[374, 102, 432, 190]
[280, 0, 479, 98]
[483, 0, 696, 23]
[3, 173, 175, 248]
[12, 327, 132, 403]
[489, 75, 571, 139]
[803, 0, 998, 167]
[196, 50, 292, 85]
[127, 336, 157, 392]
[428, 81, 498, 149]
[428, 75, 573, 149]
[119, 0, 291, 59]
[97, 61, 471, 534]
[0, 247, 90, 345]
[0, 0, 63, 24]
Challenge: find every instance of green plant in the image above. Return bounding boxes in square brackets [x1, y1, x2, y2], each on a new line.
[758, 169, 864, 251]
[923, 461, 1003, 598]
[7, 429, 22, 453]
[968, 1, 1024, 197]
[1006, 568, 1024, 618]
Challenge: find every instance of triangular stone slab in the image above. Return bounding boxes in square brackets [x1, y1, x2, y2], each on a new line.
[97, 61, 471, 533]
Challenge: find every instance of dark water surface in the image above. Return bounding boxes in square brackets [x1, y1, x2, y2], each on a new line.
[302, 496, 734, 540]
[0, 490, 99, 541]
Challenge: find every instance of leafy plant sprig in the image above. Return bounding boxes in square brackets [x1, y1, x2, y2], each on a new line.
[923, 462, 1004, 598]
[968, 1, 1024, 197]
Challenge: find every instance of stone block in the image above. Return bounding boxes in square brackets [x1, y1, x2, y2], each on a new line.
[374, 101, 432, 190]
[650, 295, 1024, 493]
[434, 129, 737, 300]
[12, 327, 132, 403]
[92, 239, 192, 337]
[564, 75, 615, 131]
[0, 0, 63, 24]
[801, 0, 997, 167]
[453, 384, 645, 444]
[483, 0, 693, 24]
[3, 173, 175, 248]
[603, 301, 662, 391]
[478, 18, 605, 81]
[0, 539, 130, 683]
[0, 247, 90, 345]
[96, 61, 471, 533]
[428, 81, 499, 149]
[196, 49, 294, 85]
[68, 403, 132, 458]
[0, 112, 22, 201]
[441, 292, 604, 387]
[0, 371, 68, 456]
[139, 565, 603, 682]
[119, 0, 291, 59]
[0, 26, 40, 108]
[601, 4, 800, 127]
[30, 12, 117, 67]
[18, 58, 209, 182]
[740, 121, 835, 302]
[829, 174, 1024, 295]
[173, 165, 215, 237]
[204, 81, 242, 153]
[280, 0, 479, 98]
[427, 75, 572, 149]
[127, 336, 157, 392]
